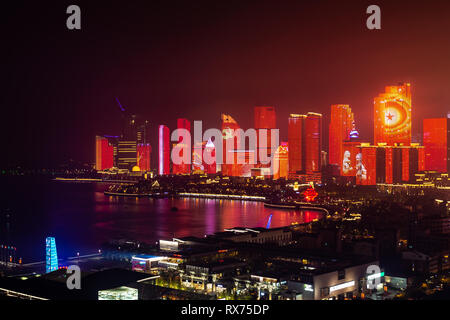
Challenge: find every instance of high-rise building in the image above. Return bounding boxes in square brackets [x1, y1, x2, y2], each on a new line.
[117, 140, 137, 170]
[192, 140, 206, 173]
[173, 118, 191, 174]
[95, 136, 114, 170]
[329, 104, 354, 167]
[288, 114, 306, 174]
[374, 83, 412, 146]
[423, 118, 450, 173]
[254, 106, 276, 165]
[158, 125, 170, 175]
[305, 112, 323, 173]
[45, 237, 58, 274]
[288, 112, 323, 180]
[137, 120, 150, 144]
[137, 144, 151, 171]
[273, 142, 289, 179]
[191, 138, 217, 174]
[221, 114, 241, 176]
[204, 138, 217, 174]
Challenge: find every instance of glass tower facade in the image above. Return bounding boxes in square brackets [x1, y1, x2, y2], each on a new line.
[45, 237, 58, 274]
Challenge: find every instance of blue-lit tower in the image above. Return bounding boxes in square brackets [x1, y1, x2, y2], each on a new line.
[45, 237, 58, 273]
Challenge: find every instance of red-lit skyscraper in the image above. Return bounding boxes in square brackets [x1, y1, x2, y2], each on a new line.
[305, 112, 322, 173]
[423, 118, 450, 173]
[137, 144, 151, 172]
[95, 136, 114, 170]
[254, 106, 276, 165]
[158, 125, 170, 175]
[329, 104, 354, 167]
[221, 114, 241, 176]
[288, 114, 306, 175]
[173, 118, 191, 174]
[273, 142, 289, 179]
[288, 112, 322, 176]
[204, 138, 216, 174]
[374, 83, 412, 146]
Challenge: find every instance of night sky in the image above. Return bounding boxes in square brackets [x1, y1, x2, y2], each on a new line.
[2, 0, 450, 168]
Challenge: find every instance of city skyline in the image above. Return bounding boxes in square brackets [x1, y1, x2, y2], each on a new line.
[3, 0, 450, 168]
[1, 0, 450, 304]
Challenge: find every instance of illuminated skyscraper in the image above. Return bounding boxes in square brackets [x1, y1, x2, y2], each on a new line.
[45, 237, 58, 274]
[191, 138, 217, 174]
[173, 118, 191, 174]
[158, 125, 170, 175]
[374, 83, 412, 146]
[95, 136, 114, 170]
[288, 114, 306, 174]
[117, 140, 137, 170]
[137, 144, 151, 172]
[221, 114, 241, 176]
[273, 142, 289, 179]
[423, 118, 450, 173]
[254, 106, 276, 165]
[305, 112, 323, 173]
[192, 140, 206, 173]
[329, 104, 354, 167]
[204, 138, 217, 174]
[288, 112, 322, 176]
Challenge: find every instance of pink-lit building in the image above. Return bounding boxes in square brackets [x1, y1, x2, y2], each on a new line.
[158, 125, 170, 175]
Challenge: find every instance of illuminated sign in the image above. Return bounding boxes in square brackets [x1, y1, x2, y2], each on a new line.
[329, 280, 355, 293]
[304, 284, 314, 292]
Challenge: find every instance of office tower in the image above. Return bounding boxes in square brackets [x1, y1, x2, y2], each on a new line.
[117, 140, 137, 170]
[192, 140, 205, 173]
[329, 104, 355, 166]
[423, 118, 450, 172]
[191, 139, 217, 174]
[137, 144, 151, 171]
[173, 118, 191, 174]
[288, 114, 306, 174]
[374, 83, 412, 145]
[45, 237, 58, 274]
[221, 114, 241, 176]
[95, 136, 114, 170]
[305, 112, 323, 173]
[273, 142, 289, 179]
[137, 120, 150, 144]
[158, 125, 170, 175]
[204, 138, 216, 174]
[288, 112, 323, 178]
[254, 106, 276, 165]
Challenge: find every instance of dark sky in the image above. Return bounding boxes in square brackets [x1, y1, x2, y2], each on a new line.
[2, 0, 450, 168]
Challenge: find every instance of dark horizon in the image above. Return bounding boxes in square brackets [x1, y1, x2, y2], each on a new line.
[2, 0, 450, 168]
